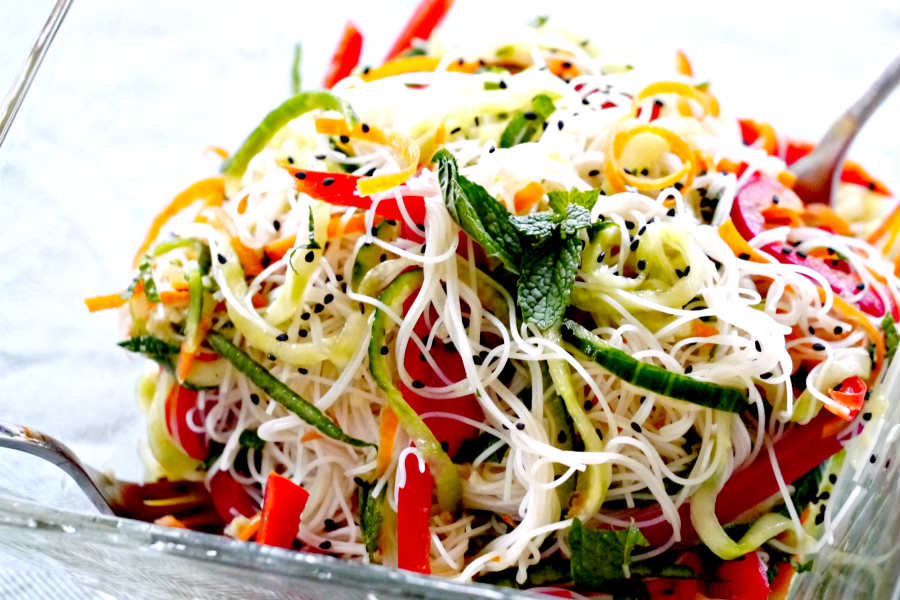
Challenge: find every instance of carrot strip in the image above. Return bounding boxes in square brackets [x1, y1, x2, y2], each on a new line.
[300, 430, 323, 443]
[691, 321, 720, 337]
[820, 288, 885, 384]
[761, 204, 804, 227]
[327, 213, 382, 238]
[235, 513, 262, 541]
[134, 177, 225, 266]
[315, 117, 389, 145]
[236, 194, 249, 215]
[154, 515, 187, 529]
[375, 406, 399, 477]
[204, 146, 230, 160]
[715, 157, 742, 174]
[202, 206, 264, 276]
[513, 182, 545, 214]
[159, 290, 191, 305]
[177, 314, 213, 382]
[777, 170, 797, 189]
[802, 203, 851, 236]
[718, 219, 768, 263]
[866, 201, 900, 249]
[84, 293, 127, 313]
[264, 236, 297, 263]
[547, 58, 579, 80]
[675, 49, 693, 76]
[251, 292, 268, 309]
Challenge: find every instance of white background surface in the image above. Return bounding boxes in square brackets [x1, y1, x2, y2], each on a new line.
[0, 0, 898, 508]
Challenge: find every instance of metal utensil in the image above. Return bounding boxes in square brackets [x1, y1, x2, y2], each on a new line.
[0, 422, 222, 529]
[0, 0, 74, 149]
[791, 55, 900, 205]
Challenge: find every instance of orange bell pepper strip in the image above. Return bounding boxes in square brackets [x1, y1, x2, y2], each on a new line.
[821, 288, 885, 385]
[675, 49, 693, 76]
[802, 203, 852, 236]
[375, 406, 400, 477]
[691, 321, 720, 337]
[84, 293, 128, 313]
[513, 182, 545, 214]
[717, 219, 768, 263]
[133, 177, 225, 267]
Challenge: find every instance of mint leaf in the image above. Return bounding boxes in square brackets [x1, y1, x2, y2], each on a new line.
[559, 204, 591, 237]
[124, 256, 160, 302]
[518, 233, 584, 329]
[509, 212, 557, 241]
[568, 519, 649, 588]
[499, 94, 556, 148]
[883, 314, 898, 362]
[434, 149, 523, 272]
[549, 188, 604, 211]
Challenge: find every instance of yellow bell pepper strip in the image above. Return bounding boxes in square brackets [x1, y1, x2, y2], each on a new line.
[133, 177, 225, 267]
[820, 288, 886, 385]
[717, 219, 769, 263]
[607, 124, 695, 192]
[361, 55, 480, 82]
[675, 49, 693, 76]
[632, 81, 719, 118]
[84, 293, 128, 313]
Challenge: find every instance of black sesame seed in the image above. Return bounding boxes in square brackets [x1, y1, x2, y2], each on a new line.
[862, 412, 872, 421]
[314, 154, 326, 160]
[815, 512, 825, 525]
[755, 340, 762, 352]
[323, 518, 339, 532]
[299, 329, 308, 338]
[339, 135, 350, 144]
[684, 365, 693, 374]
[322, 177, 335, 187]
[305, 250, 315, 262]
[796, 251, 807, 259]
[474, 116, 480, 127]
[557, 431, 568, 444]
[760, 372, 772, 379]
[217, 253, 227, 264]
[314, 303, 325, 314]
[819, 491, 831, 501]
[557, 120, 564, 131]
[267, 354, 276, 361]
[808, 326, 816, 335]
[516, 422, 525, 430]
[412, 380, 425, 389]
[834, 326, 843, 334]
[379, 253, 387, 262]
[771, 195, 780, 205]
[440, 441, 449, 452]
[781, 247, 792, 255]
[250, 393, 260, 404]
[630, 239, 640, 251]
[584, 400, 593, 411]
[829, 474, 838, 484]
[637, 259, 646, 270]
[542, 121, 548, 131]
[812, 343, 826, 351]
[361, 123, 370, 133]
[625, 220, 635, 230]
[488, 146, 496, 153]
[588, 169, 600, 177]
[273, 220, 281, 231]
[450, 126, 462, 135]
[667, 208, 676, 217]
[287, 156, 295, 164]
[379, 346, 389, 357]
[674, 182, 684, 190]
[868, 182, 876, 191]
[276, 333, 289, 341]
[324, 293, 334, 304]
[319, 540, 332, 550]
[498, 80, 507, 89]
[855, 282, 865, 291]
[738, 252, 750, 260]
[630, 422, 643, 433]
[523, 111, 537, 121]
[365, 167, 377, 176]
[870, 454, 878, 464]
[638, 225, 646, 236]
[298, 367, 308, 375]
[295, 171, 307, 180]
[582, 98, 590, 105]
[301, 312, 310, 320]
[640, 168, 649, 176]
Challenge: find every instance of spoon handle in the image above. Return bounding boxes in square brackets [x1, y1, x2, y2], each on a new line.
[791, 55, 900, 205]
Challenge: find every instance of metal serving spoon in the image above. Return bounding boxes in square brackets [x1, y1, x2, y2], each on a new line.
[0, 422, 222, 529]
[791, 55, 900, 205]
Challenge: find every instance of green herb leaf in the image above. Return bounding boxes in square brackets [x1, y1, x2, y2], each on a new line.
[568, 519, 649, 588]
[434, 149, 523, 272]
[495, 44, 515, 58]
[290, 43, 302, 95]
[499, 94, 556, 148]
[238, 428, 265, 450]
[558, 204, 591, 237]
[882, 314, 898, 362]
[529, 15, 549, 28]
[454, 432, 508, 463]
[124, 256, 160, 302]
[200, 441, 224, 470]
[509, 212, 557, 241]
[518, 233, 584, 329]
[358, 480, 386, 555]
[549, 188, 604, 211]
[118, 335, 179, 367]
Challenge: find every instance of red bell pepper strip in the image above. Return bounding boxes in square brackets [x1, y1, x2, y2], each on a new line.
[283, 166, 426, 225]
[827, 375, 867, 421]
[209, 470, 259, 522]
[256, 472, 310, 548]
[397, 292, 484, 458]
[323, 21, 363, 89]
[385, 0, 454, 61]
[165, 384, 207, 460]
[397, 450, 434, 573]
[621, 410, 846, 547]
[707, 552, 771, 600]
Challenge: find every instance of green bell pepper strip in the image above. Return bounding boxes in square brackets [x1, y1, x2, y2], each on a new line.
[368, 268, 462, 513]
[206, 332, 372, 448]
[221, 90, 353, 190]
[562, 320, 747, 412]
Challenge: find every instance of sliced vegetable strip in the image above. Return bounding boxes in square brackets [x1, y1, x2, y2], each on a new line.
[562, 320, 747, 412]
[133, 177, 225, 266]
[384, 0, 454, 60]
[256, 472, 310, 548]
[368, 269, 462, 512]
[207, 332, 372, 448]
[323, 21, 363, 89]
[84, 293, 128, 313]
[607, 124, 694, 191]
[397, 451, 434, 574]
[361, 56, 479, 81]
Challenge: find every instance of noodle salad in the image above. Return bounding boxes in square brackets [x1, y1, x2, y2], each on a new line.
[86, 2, 900, 598]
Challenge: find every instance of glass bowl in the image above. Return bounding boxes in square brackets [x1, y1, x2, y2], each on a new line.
[1, 1, 897, 598]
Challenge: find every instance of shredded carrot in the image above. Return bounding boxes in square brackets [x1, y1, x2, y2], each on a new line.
[375, 406, 399, 477]
[802, 203, 851, 236]
[513, 181, 545, 214]
[251, 292, 268, 309]
[691, 321, 720, 337]
[177, 314, 213, 382]
[361, 56, 479, 81]
[760, 204, 803, 227]
[134, 177, 226, 266]
[866, 200, 900, 250]
[715, 157, 742, 174]
[204, 146, 229, 160]
[776, 170, 797, 189]
[154, 515, 187, 529]
[264, 236, 297, 263]
[632, 81, 719, 118]
[500, 514, 517, 527]
[201, 206, 264, 276]
[769, 561, 795, 600]
[328, 213, 382, 238]
[674, 49, 693, 76]
[84, 293, 127, 313]
[820, 288, 885, 384]
[717, 219, 768, 263]
[301, 430, 323, 443]
[236, 513, 262, 542]
[894, 254, 900, 277]
[158, 290, 191, 305]
[608, 124, 695, 191]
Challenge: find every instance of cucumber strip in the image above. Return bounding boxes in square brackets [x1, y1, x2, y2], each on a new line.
[222, 90, 352, 189]
[546, 352, 610, 520]
[182, 267, 204, 352]
[543, 389, 576, 510]
[368, 269, 462, 512]
[206, 332, 372, 448]
[562, 320, 747, 412]
[351, 219, 401, 291]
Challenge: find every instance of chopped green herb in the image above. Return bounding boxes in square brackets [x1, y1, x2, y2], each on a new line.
[238, 428, 265, 450]
[568, 519, 649, 587]
[119, 335, 179, 368]
[528, 15, 548, 28]
[882, 314, 898, 361]
[499, 94, 556, 148]
[518, 234, 584, 329]
[495, 44, 515, 58]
